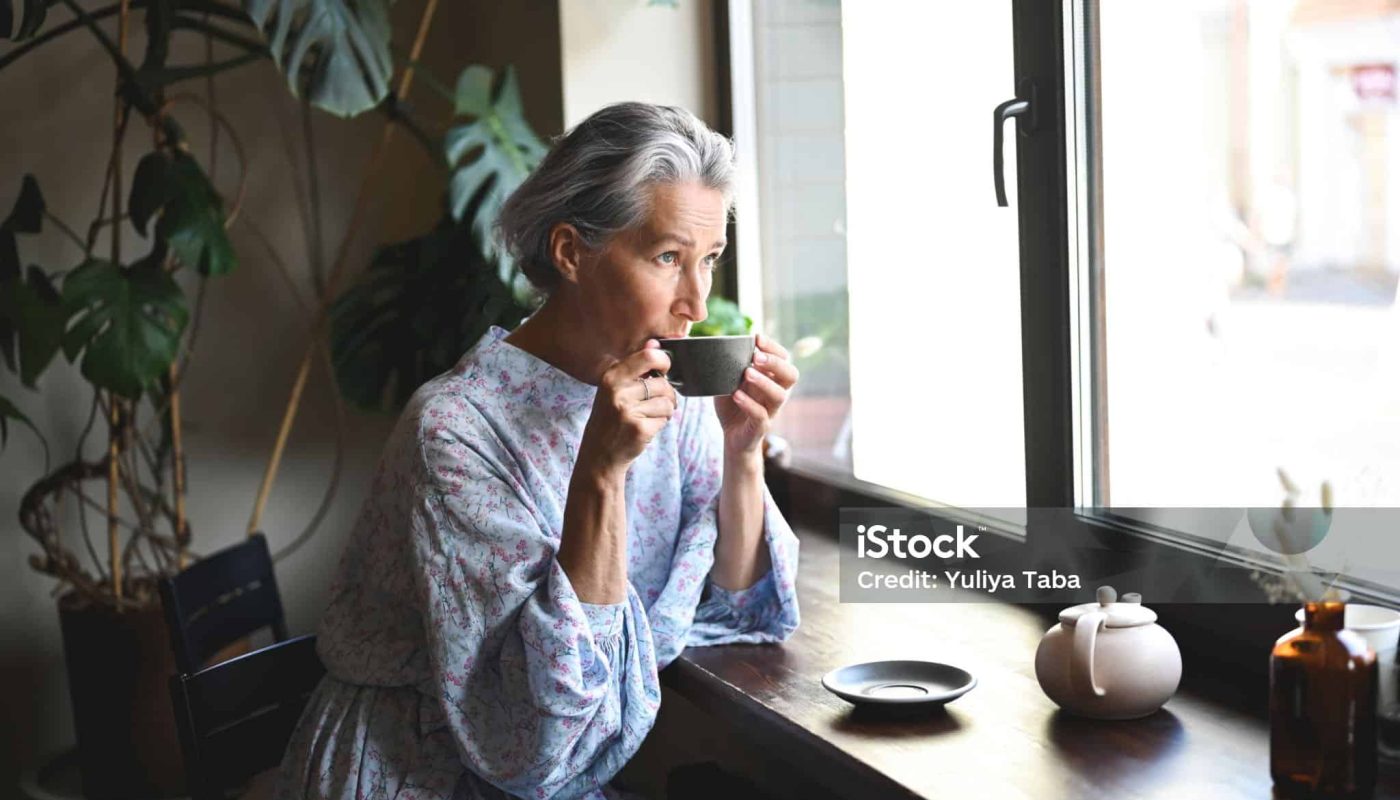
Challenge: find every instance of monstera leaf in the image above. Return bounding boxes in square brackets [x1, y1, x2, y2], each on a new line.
[330, 218, 529, 413]
[243, 0, 393, 118]
[0, 175, 66, 384]
[0, 393, 46, 461]
[1, 0, 46, 41]
[128, 150, 236, 276]
[61, 258, 189, 400]
[445, 65, 546, 282]
[0, 267, 71, 387]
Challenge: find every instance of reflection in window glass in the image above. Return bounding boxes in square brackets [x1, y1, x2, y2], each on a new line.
[750, 0, 853, 473]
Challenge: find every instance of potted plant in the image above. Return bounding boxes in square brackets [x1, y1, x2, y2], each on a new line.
[1, 1, 541, 795]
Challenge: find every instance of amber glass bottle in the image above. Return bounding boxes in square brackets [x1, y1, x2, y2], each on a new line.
[1271, 601, 1378, 798]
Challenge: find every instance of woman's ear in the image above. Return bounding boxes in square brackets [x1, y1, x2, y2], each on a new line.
[548, 223, 586, 284]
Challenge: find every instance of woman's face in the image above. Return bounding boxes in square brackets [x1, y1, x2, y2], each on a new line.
[572, 181, 727, 358]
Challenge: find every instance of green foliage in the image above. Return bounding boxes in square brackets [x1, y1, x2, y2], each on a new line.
[61, 257, 189, 400]
[446, 65, 546, 283]
[129, 150, 237, 275]
[243, 0, 394, 118]
[328, 62, 548, 413]
[691, 296, 753, 337]
[0, 392, 46, 464]
[330, 219, 529, 413]
[1, 266, 70, 386]
[0, 175, 70, 386]
[0, 0, 46, 41]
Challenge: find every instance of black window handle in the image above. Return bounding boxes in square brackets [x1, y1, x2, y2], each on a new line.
[993, 81, 1036, 207]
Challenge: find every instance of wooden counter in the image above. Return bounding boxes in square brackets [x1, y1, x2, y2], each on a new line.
[665, 529, 1400, 799]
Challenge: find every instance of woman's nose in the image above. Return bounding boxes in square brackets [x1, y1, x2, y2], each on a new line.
[673, 268, 709, 322]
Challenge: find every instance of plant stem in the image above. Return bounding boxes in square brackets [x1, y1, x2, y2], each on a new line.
[106, 397, 121, 602]
[141, 50, 264, 87]
[168, 360, 188, 568]
[57, 0, 148, 113]
[301, 94, 326, 298]
[0, 2, 126, 72]
[70, 479, 108, 581]
[106, 0, 133, 605]
[247, 0, 442, 538]
[43, 210, 88, 254]
[171, 14, 268, 56]
[85, 111, 129, 255]
[395, 56, 455, 105]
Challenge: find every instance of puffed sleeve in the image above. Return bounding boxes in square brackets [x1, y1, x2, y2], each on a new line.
[409, 405, 661, 800]
[675, 397, 801, 650]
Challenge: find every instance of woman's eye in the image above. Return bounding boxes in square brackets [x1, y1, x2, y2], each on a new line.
[657, 252, 678, 266]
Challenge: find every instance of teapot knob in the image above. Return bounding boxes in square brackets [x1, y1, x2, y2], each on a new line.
[1096, 585, 1117, 606]
[1122, 592, 1142, 604]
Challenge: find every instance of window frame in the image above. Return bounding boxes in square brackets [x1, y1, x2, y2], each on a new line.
[717, 0, 1398, 632]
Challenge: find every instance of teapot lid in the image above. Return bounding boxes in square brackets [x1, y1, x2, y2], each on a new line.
[1058, 586, 1158, 628]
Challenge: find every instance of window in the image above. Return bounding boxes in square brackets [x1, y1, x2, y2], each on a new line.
[740, 0, 1027, 508]
[1089, 1, 1400, 510]
[726, 0, 1400, 599]
[1074, 0, 1400, 595]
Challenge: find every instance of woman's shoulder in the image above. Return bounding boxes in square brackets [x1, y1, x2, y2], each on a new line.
[392, 333, 515, 453]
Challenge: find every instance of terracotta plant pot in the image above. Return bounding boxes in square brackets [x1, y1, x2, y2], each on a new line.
[57, 591, 185, 799]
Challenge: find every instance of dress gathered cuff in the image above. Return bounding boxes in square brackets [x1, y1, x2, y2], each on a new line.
[580, 601, 626, 643]
[703, 569, 777, 616]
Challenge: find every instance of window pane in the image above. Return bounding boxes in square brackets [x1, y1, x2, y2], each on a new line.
[748, 0, 1026, 507]
[842, 0, 1024, 506]
[1096, 1, 1400, 583]
[750, 0, 854, 474]
[1101, 0, 1400, 505]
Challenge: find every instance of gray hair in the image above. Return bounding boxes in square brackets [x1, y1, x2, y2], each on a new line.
[495, 102, 736, 292]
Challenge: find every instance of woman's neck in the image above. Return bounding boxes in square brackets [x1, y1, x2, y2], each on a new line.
[505, 296, 613, 386]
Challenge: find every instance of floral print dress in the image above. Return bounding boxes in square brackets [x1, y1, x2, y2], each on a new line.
[274, 326, 801, 800]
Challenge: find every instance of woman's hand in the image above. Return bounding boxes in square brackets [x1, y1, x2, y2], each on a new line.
[577, 341, 677, 481]
[715, 333, 799, 458]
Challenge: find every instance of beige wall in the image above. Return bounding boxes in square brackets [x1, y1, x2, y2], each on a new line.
[560, 0, 719, 128]
[0, 2, 561, 790]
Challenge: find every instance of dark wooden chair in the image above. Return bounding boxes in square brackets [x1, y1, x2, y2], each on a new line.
[169, 634, 324, 800]
[159, 532, 288, 674]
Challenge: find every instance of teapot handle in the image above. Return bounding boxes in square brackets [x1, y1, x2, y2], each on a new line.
[1071, 610, 1107, 697]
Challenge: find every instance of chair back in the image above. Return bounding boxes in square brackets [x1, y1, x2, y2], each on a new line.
[159, 532, 288, 674]
[169, 634, 324, 800]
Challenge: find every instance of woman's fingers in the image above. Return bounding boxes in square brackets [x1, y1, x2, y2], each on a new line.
[751, 349, 799, 389]
[729, 386, 769, 419]
[636, 394, 678, 419]
[634, 375, 677, 415]
[605, 344, 671, 388]
[739, 366, 787, 415]
[752, 335, 799, 389]
[755, 333, 790, 361]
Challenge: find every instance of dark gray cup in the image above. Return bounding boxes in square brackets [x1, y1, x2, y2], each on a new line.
[657, 335, 755, 397]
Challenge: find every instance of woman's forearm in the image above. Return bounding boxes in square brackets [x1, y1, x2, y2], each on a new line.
[558, 463, 630, 604]
[712, 449, 772, 590]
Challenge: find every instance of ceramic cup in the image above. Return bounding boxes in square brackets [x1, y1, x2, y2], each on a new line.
[1294, 603, 1400, 756]
[657, 335, 755, 397]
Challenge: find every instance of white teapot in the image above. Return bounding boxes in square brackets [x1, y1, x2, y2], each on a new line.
[1034, 586, 1182, 719]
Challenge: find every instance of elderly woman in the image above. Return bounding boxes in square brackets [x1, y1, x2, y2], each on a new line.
[276, 102, 801, 800]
